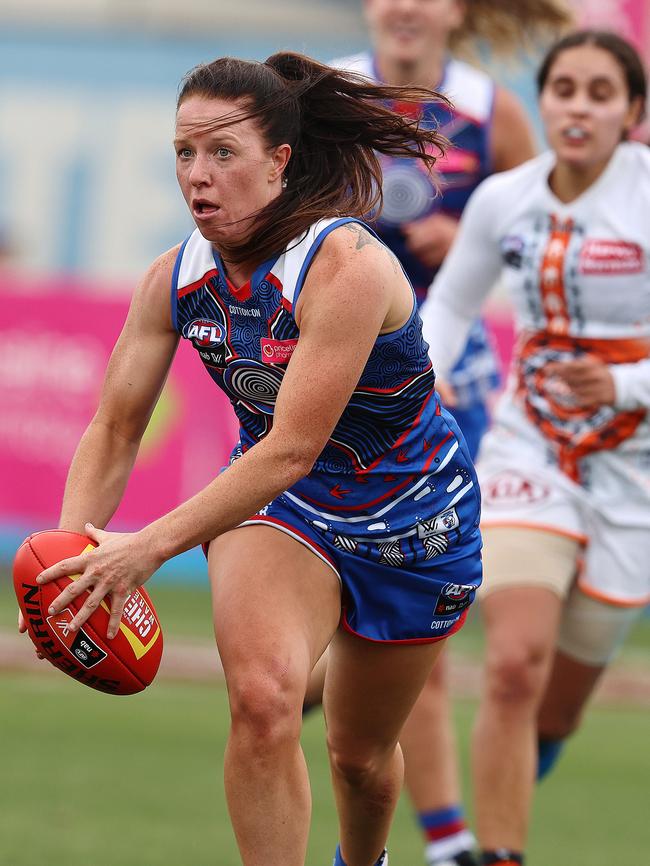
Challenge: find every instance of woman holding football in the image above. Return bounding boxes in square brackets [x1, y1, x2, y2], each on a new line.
[25, 51, 483, 866]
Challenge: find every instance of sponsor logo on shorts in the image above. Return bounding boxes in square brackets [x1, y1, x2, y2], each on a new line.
[260, 338, 298, 365]
[47, 608, 108, 669]
[417, 507, 459, 538]
[579, 239, 644, 275]
[483, 471, 549, 507]
[434, 583, 475, 616]
[183, 318, 226, 347]
[430, 614, 460, 631]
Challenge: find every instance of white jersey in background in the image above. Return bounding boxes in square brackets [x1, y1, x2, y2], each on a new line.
[420, 142, 650, 605]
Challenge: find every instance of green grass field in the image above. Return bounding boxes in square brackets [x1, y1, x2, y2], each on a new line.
[2, 574, 649, 866]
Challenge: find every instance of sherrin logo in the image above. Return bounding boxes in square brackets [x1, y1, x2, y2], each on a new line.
[184, 318, 226, 347]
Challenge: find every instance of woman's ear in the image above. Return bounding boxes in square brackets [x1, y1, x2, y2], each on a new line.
[624, 94, 646, 135]
[269, 143, 292, 183]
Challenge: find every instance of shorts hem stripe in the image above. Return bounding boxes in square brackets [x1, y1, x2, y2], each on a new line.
[340, 609, 468, 645]
[576, 578, 650, 608]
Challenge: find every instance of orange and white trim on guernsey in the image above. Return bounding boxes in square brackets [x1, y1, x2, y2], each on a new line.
[515, 331, 649, 482]
[539, 214, 574, 336]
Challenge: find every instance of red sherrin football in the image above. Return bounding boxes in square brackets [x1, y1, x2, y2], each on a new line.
[13, 530, 163, 695]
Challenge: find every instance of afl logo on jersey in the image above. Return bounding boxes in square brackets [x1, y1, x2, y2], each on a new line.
[184, 319, 226, 347]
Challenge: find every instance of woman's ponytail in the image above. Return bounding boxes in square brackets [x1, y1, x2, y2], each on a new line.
[178, 52, 449, 266]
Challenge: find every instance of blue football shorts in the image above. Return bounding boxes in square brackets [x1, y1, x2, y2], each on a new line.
[238, 492, 483, 644]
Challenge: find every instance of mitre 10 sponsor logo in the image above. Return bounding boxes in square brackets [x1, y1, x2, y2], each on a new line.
[46, 608, 108, 669]
[183, 319, 226, 347]
[435, 582, 475, 616]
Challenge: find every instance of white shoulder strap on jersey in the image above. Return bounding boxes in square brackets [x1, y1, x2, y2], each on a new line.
[176, 229, 216, 291]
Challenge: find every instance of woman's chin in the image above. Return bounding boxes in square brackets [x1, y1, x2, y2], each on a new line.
[195, 224, 239, 246]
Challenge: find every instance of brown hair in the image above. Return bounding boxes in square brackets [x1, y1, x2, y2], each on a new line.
[452, 0, 573, 57]
[177, 52, 448, 266]
[537, 29, 647, 113]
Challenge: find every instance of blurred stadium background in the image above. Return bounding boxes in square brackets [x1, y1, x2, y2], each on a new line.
[1, 2, 649, 865]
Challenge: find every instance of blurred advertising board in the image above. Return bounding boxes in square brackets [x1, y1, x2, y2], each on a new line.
[575, 0, 650, 59]
[0, 272, 238, 577]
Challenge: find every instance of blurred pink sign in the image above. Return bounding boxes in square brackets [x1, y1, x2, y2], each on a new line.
[575, 0, 650, 57]
[0, 272, 239, 532]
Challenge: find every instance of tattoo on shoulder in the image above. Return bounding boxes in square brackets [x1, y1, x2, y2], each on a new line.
[342, 223, 403, 277]
[343, 222, 383, 252]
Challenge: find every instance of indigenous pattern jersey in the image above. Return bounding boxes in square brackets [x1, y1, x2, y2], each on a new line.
[423, 143, 650, 487]
[332, 52, 500, 408]
[172, 218, 481, 569]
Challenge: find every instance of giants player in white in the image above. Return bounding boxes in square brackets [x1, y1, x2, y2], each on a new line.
[420, 29, 650, 866]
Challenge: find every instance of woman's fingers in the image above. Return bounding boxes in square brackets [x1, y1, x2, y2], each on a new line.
[66, 584, 131, 638]
[66, 583, 109, 632]
[37, 553, 89, 586]
[106, 591, 130, 640]
[45, 571, 95, 616]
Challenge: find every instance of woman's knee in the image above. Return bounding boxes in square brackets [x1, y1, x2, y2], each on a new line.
[326, 733, 396, 788]
[227, 664, 305, 748]
[484, 639, 552, 708]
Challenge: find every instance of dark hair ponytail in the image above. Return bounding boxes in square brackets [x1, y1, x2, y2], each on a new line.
[177, 51, 449, 266]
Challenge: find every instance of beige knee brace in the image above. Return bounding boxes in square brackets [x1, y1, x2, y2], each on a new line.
[479, 526, 580, 600]
[557, 583, 642, 665]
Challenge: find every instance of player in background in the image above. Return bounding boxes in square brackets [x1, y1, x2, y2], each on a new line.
[307, 4, 571, 866]
[419, 30, 650, 866]
[25, 53, 485, 866]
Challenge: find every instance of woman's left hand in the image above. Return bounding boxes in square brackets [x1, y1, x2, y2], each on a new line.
[36, 523, 163, 639]
[546, 355, 616, 408]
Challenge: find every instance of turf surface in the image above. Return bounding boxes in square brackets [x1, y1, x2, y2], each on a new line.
[2, 573, 649, 865]
[1, 673, 649, 866]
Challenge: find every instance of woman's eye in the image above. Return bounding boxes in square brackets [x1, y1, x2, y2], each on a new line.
[553, 82, 574, 98]
[591, 85, 614, 102]
[217, 147, 232, 159]
[177, 148, 192, 159]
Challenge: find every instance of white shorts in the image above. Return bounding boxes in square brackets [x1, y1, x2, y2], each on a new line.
[477, 426, 650, 607]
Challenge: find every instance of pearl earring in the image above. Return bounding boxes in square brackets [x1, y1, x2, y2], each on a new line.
[281, 176, 288, 189]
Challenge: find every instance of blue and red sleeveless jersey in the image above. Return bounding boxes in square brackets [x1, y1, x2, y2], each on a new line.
[172, 218, 480, 568]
